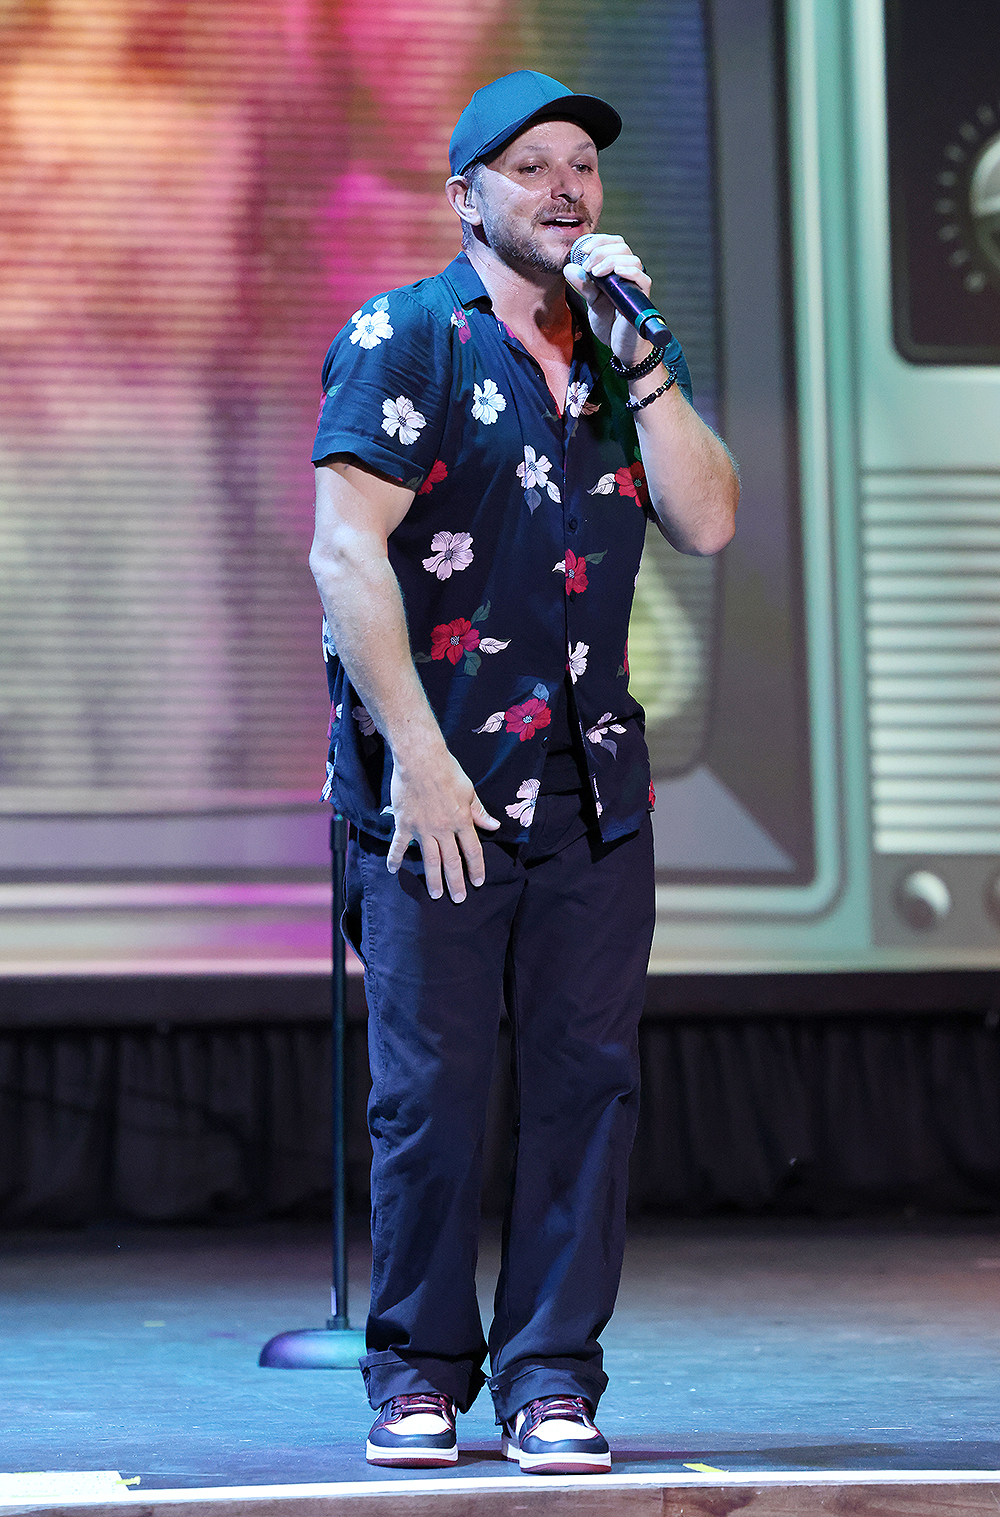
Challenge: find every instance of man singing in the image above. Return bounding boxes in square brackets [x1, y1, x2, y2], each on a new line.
[309, 70, 738, 1475]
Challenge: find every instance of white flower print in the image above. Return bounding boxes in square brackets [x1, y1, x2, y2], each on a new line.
[586, 712, 627, 744]
[474, 710, 506, 734]
[422, 530, 474, 580]
[593, 778, 603, 819]
[350, 307, 393, 348]
[516, 446, 561, 502]
[505, 777, 540, 826]
[322, 617, 337, 661]
[352, 704, 377, 737]
[568, 641, 589, 683]
[382, 395, 426, 445]
[586, 711, 627, 760]
[322, 761, 335, 801]
[472, 379, 508, 425]
[565, 381, 591, 418]
[588, 473, 616, 496]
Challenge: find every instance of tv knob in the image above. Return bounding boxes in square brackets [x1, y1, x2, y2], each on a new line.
[970, 132, 1000, 287]
[895, 870, 951, 932]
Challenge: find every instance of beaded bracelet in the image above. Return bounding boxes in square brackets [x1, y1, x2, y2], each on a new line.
[625, 365, 678, 412]
[608, 346, 665, 382]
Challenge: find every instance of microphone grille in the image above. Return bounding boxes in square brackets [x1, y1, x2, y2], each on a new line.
[569, 233, 599, 265]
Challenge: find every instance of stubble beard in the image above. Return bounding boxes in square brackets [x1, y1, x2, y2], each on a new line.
[481, 207, 594, 279]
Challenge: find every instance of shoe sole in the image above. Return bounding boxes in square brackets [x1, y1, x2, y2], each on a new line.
[366, 1441, 458, 1468]
[499, 1434, 610, 1475]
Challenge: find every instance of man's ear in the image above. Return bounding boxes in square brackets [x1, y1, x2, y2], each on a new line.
[445, 175, 482, 227]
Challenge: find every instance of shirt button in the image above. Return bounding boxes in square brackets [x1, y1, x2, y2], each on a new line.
[567, 516, 578, 532]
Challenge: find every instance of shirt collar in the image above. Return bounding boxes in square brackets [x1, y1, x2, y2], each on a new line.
[445, 251, 591, 346]
[444, 252, 493, 311]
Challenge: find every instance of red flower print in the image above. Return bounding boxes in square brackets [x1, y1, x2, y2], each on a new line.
[623, 640, 630, 676]
[505, 697, 552, 742]
[418, 459, 449, 495]
[450, 307, 471, 343]
[563, 548, 588, 596]
[649, 781, 656, 810]
[430, 617, 480, 665]
[615, 462, 649, 507]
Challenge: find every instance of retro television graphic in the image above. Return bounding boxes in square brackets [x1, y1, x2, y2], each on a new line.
[1, 0, 1000, 977]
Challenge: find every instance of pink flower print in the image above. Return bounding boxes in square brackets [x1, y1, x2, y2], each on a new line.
[616, 462, 649, 507]
[649, 781, 656, 811]
[418, 459, 448, 495]
[430, 618, 481, 665]
[450, 307, 471, 343]
[422, 530, 474, 579]
[506, 777, 540, 826]
[623, 640, 630, 676]
[563, 548, 588, 596]
[586, 711, 627, 759]
[505, 697, 552, 742]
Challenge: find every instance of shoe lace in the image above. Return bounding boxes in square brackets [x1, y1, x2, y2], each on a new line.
[520, 1395, 591, 1437]
[389, 1393, 454, 1423]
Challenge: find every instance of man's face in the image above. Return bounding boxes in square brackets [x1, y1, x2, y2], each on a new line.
[472, 119, 602, 276]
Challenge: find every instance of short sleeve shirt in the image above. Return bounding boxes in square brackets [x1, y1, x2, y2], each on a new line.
[312, 252, 692, 845]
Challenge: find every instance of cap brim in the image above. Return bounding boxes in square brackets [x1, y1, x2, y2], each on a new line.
[459, 93, 622, 175]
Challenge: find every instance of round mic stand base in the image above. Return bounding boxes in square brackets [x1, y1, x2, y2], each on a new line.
[259, 814, 365, 1373]
[259, 1325, 367, 1369]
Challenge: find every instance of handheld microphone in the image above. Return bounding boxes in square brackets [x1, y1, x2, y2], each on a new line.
[569, 234, 673, 347]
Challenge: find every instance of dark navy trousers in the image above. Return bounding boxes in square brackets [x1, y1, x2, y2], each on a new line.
[343, 792, 655, 1424]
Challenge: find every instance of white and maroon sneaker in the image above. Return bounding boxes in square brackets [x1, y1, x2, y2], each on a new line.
[366, 1392, 458, 1467]
[501, 1395, 611, 1474]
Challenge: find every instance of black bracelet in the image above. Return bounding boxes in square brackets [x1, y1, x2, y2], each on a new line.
[625, 365, 678, 412]
[609, 346, 665, 382]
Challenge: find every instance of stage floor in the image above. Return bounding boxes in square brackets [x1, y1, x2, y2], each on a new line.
[2, 1216, 999, 1501]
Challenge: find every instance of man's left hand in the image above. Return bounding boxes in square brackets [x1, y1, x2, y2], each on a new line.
[562, 234, 655, 370]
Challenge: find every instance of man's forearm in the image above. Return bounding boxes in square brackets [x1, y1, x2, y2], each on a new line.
[634, 383, 739, 555]
[632, 370, 739, 556]
[311, 537, 447, 767]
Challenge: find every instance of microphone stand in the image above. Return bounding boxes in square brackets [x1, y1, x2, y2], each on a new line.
[259, 812, 367, 1369]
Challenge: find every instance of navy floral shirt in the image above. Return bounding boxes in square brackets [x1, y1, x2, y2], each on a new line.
[312, 251, 692, 845]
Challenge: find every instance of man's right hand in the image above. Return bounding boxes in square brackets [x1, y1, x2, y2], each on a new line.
[310, 458, 500, 902]
[386, 747, 500, 903]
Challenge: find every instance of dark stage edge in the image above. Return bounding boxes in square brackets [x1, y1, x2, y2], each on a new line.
[4, 1219, 1000, 1514]
[5, 1472, 1000, 1517]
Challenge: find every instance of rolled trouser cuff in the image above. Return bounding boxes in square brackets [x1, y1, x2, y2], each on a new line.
[361, 1348, 487, 1415]
[487, 1358, 609, 1425]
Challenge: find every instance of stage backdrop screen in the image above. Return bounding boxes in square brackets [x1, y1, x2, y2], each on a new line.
[0, 0, 722, 813]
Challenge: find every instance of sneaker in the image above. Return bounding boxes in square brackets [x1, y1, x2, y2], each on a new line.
[500, 1395, 611, 1474]
[366, 1392, 459, 1467]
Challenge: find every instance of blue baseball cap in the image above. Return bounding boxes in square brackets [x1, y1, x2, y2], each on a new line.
[448, 70, 622, 177]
